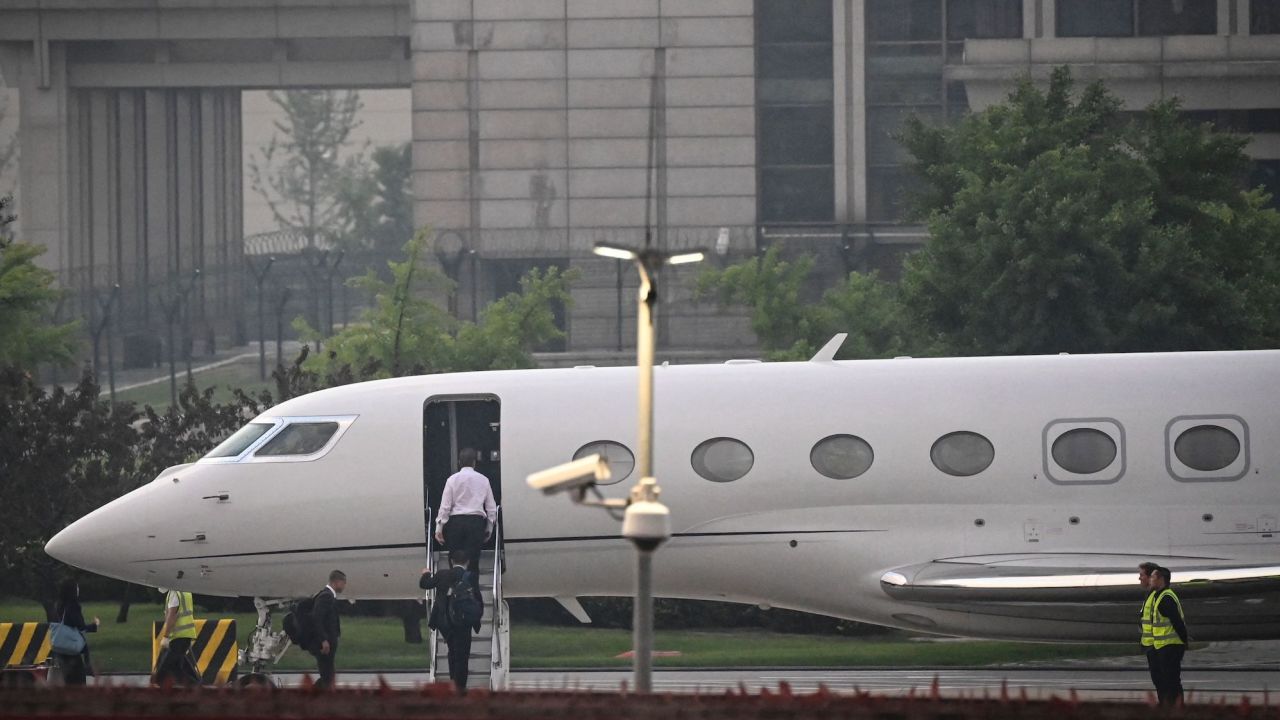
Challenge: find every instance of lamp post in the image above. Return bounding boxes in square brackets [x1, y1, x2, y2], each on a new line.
[593, 243, 703, 693]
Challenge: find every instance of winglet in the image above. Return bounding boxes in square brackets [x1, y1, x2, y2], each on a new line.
[810, 333, 847, 362]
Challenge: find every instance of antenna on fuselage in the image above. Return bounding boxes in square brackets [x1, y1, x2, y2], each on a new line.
[810, 333, 848, 362]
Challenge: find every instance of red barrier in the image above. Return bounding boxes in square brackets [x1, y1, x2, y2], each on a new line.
[0, 684, 1276, 720]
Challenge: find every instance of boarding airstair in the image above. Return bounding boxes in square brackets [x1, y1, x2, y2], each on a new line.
[424, 509, 509, 691]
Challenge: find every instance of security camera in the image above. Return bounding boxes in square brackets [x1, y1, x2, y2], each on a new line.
[526, 454, 611, 496]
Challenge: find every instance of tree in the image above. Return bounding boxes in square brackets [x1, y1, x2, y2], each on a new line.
[897, 67, 1280, 355]
[0, 369, 140, 618]
[0, 195, 79, 370]
[697, 246, 912, 360]
[0, 91, 17, 205]
[248, 90, 366, 249]
[368, 143, 414, 253]
[296, 230, 580, 381]
[328, 142, 413, 252]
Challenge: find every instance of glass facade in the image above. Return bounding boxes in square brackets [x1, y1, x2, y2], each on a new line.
[1057, 0, 1216, 37]
[1255, 0, 1280, 34]
[755, 0, 834, 223]
[865, 0, 1020, 220]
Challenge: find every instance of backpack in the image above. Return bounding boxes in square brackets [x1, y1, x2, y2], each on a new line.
[446, 571, 483, 629]
[282, 595, 316, 646]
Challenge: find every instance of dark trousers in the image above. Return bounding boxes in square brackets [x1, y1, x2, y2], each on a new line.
[312, 639, 338, 690]
[1154, 645, 1185, 706]
[154, 638, 199, 686]
[1145, 648, 1158, 693]
[445, 625, 474, 693]
[444, 514, 486, 592]
[53, 652, 88, 686]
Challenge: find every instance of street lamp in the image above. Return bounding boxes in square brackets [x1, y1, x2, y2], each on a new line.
[526, 242, 702, 694]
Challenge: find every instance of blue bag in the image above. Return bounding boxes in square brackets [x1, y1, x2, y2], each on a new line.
[49, 612, 86, 655]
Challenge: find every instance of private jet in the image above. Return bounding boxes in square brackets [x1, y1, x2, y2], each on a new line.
[45, 339, 1280, 658]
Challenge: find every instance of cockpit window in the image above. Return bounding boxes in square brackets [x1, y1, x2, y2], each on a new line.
[205, 423, 275, 459]
[254, 422, 340, 457]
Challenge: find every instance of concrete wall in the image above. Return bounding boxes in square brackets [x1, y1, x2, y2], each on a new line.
[409, 0, 758, 350]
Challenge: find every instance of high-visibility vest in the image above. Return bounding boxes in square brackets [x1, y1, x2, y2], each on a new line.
[169, 591, 198, 641]
[1140, 591, 1157, 647]
[1151, 588, 1185, 649]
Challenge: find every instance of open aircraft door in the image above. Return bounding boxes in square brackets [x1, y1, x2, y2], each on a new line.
[423, 395, 502, 555]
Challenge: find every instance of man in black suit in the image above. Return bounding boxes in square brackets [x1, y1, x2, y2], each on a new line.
[310, 569, 346, 689]
[420, 550, 482, 694]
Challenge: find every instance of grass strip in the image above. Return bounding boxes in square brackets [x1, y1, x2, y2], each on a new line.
[0, 600, 1127, 674]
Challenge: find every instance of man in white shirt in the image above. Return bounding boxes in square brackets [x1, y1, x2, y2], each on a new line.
[434, 448, 497, 587]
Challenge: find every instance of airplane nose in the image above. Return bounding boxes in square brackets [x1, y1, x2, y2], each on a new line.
[45, 517, 102, 570]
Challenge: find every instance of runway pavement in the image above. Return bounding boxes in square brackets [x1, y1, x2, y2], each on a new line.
[95, 668, 1280, 704]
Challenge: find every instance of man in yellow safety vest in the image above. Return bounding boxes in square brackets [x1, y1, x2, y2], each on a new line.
[1149, 566, 1188, 707]
[154, 588, 200, 686]
[1137, 562, 1160, 694]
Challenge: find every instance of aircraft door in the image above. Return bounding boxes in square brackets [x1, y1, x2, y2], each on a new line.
[423, 396, 501, 558]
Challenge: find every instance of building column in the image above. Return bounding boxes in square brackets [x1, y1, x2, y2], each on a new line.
[848, 0, 868, 223]
[10, 41, 72, 276]
[68, 87, 244, 351]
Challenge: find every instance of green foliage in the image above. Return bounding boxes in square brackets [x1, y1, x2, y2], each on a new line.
[0, 194, 80, 370]
[0, 369, 140, 614]
[298, 229, 579, 381]
[898, 66, 1280, 354]
[698, 246, 913, 360]
[248, 90, 366, 248]
[369, 143, 414, 252]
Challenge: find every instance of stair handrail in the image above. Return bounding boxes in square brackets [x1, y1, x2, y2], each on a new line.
[424, 504, 437, 683]
[489, 505, 506, 688]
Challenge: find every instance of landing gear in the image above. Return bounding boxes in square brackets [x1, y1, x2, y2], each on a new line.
[237, 597, 292, 687]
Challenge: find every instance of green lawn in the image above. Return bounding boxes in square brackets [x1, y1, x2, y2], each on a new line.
[115, 357, 274, 410]
[1, 600, 1128, 673]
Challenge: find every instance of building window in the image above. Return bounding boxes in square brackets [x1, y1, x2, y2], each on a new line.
[1057, 0, 1135, 36]
[1058, 0, 1217, 37]
[864, 0, 1007, 222]
[1251, 160, 1280, 211]
[1174, 425, 1241, 472]
[946, 0, 1024, 40]
[1254, 1, 1280, 34]
[573, 441, 634, 486]
[691, 437, 755, 483]
[1137, 0, 1216, 35]
[489, 258, 568, 351]
[1166, 415, 1249, 482]
[930, 431, 994, 476]
[756, 0, 834, 224]
[811, 434, 875, 479]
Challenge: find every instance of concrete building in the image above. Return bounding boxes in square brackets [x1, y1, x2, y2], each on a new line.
[0, 0, 1277, 359]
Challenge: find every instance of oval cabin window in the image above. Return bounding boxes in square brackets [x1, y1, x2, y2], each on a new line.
[1051, 428, 1117, 475]
[930, 431, 994, 477]
[1174, 425, 1241, 472]
[811, 434, 874, 479]
[573, 440, 634, 485]
[691, 437, 754, 483]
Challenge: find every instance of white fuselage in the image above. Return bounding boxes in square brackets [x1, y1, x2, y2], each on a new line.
[46, 351, 1280, 641]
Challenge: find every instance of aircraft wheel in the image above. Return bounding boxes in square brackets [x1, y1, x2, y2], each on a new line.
[235, 672, 275, 689]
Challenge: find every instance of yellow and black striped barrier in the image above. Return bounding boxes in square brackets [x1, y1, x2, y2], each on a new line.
[150, 619, 238, 686]
[0, 623, 53, 667]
